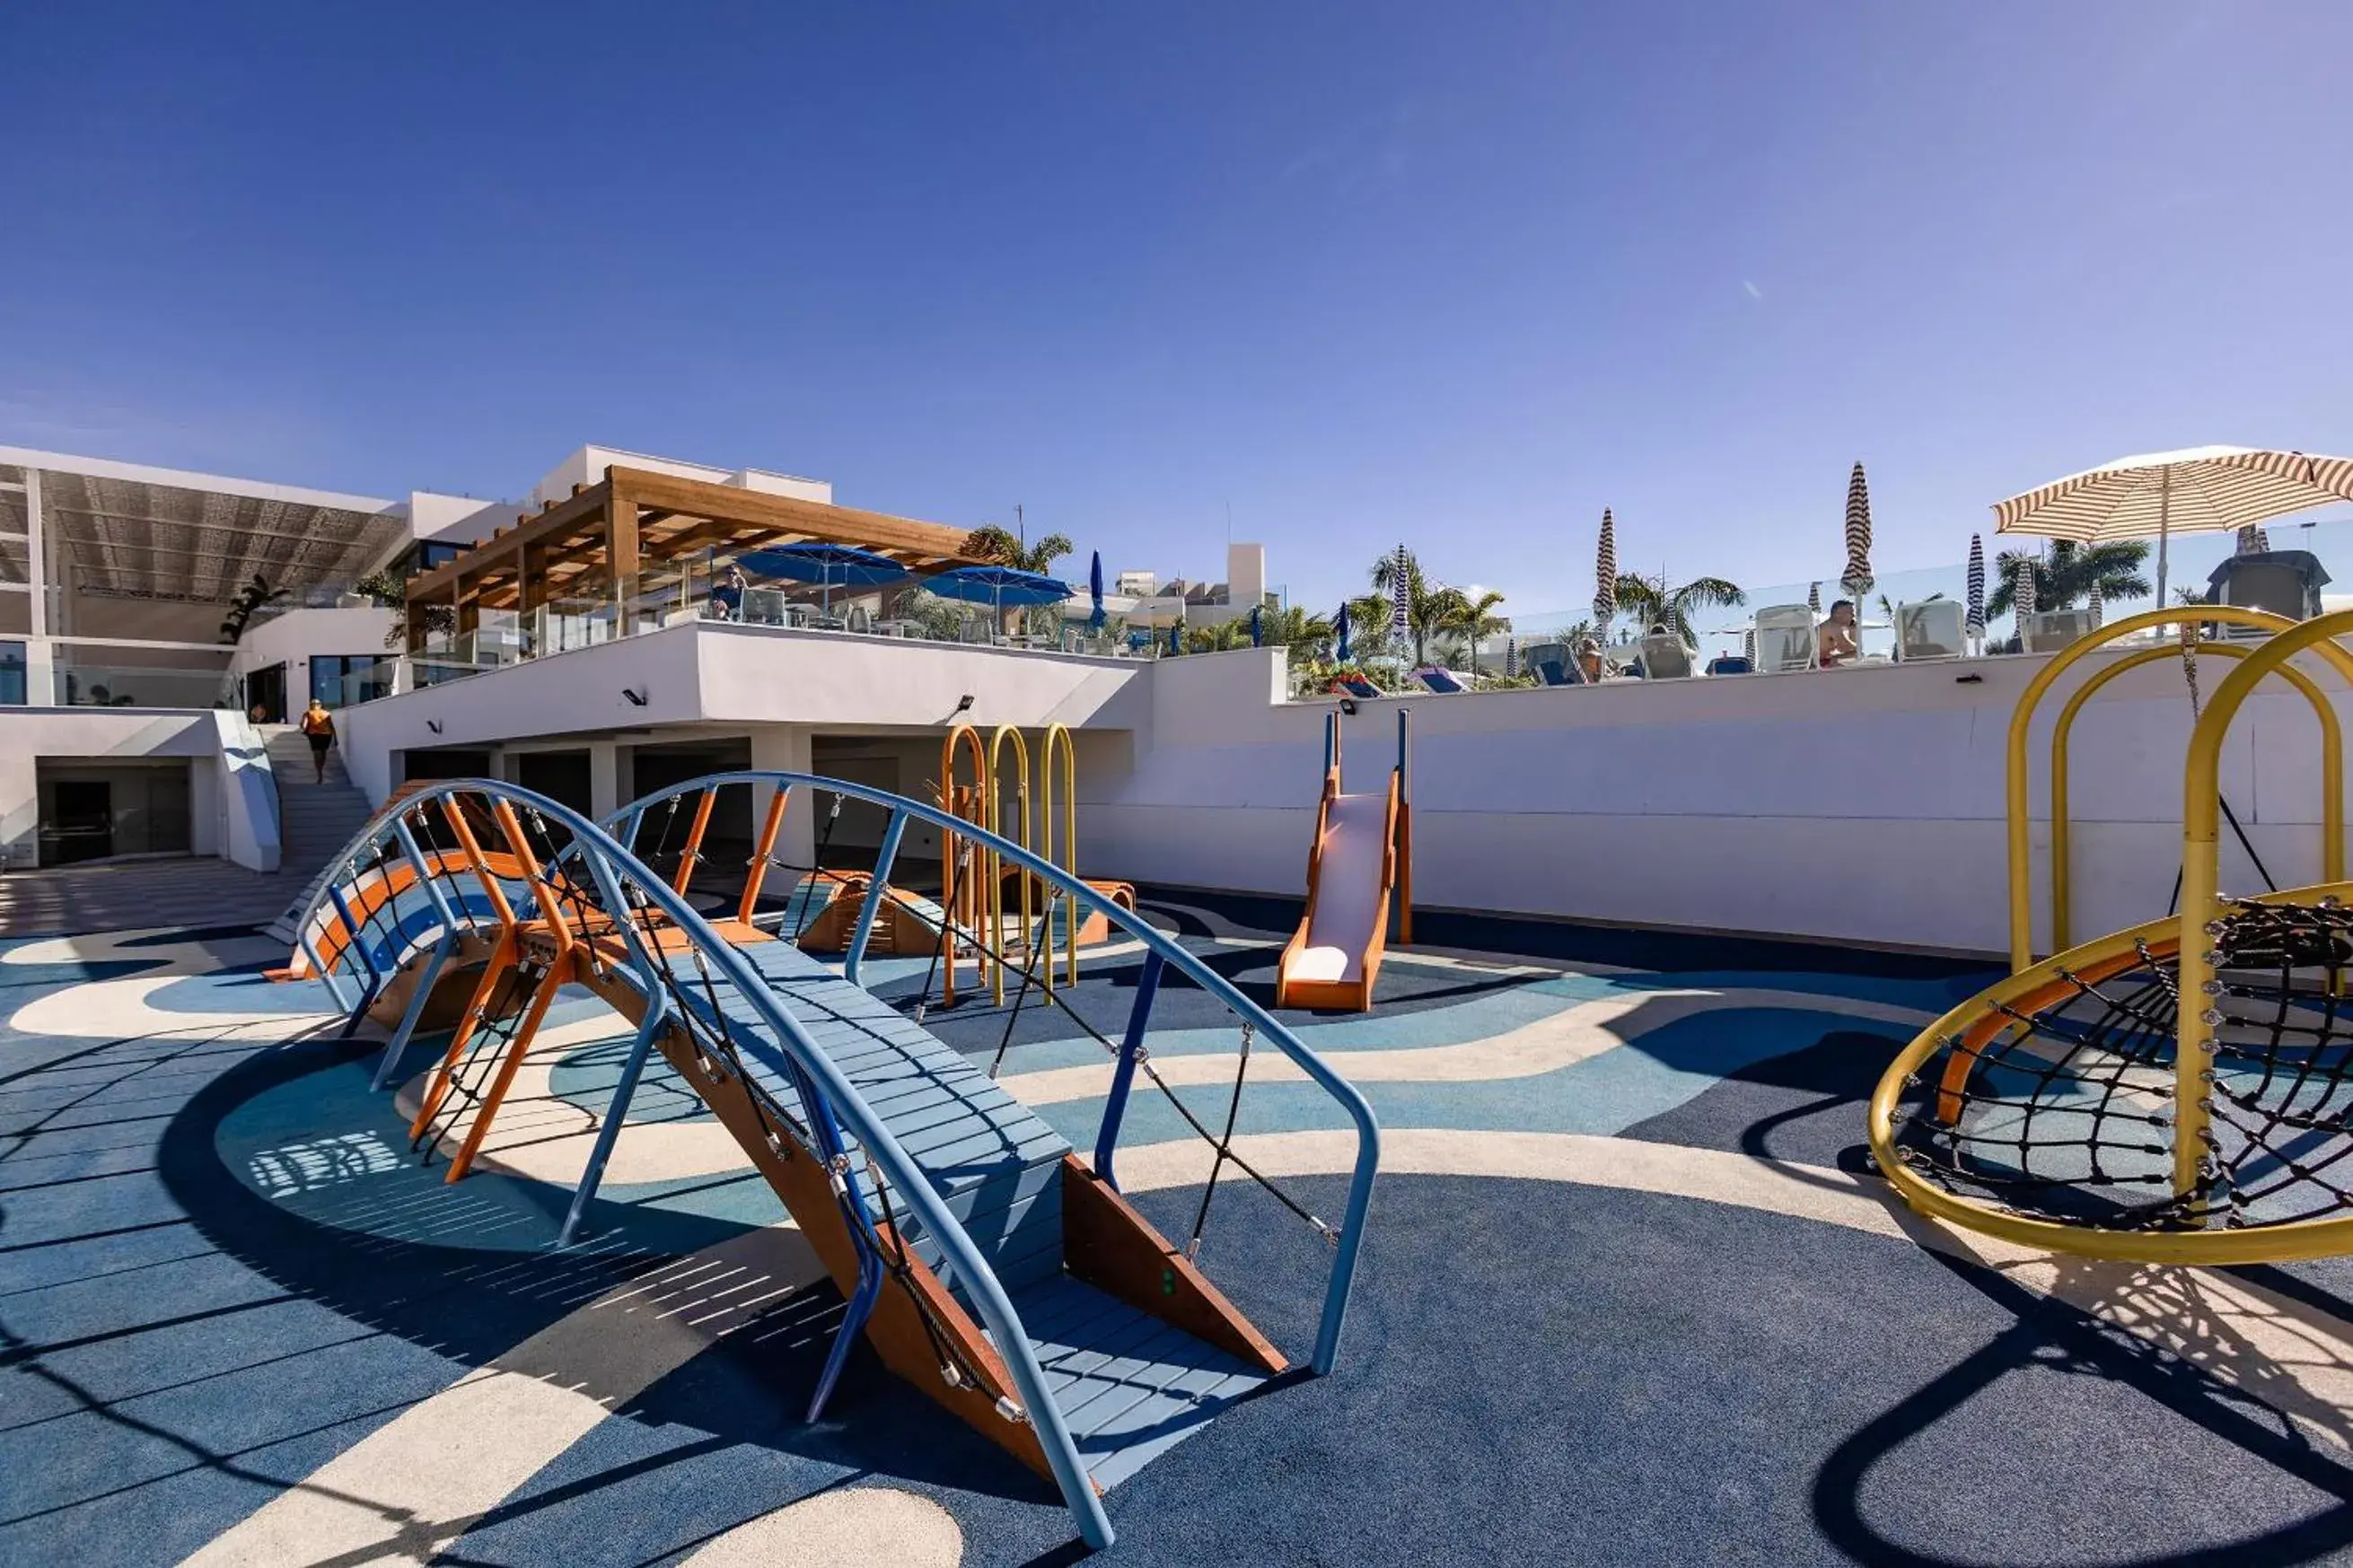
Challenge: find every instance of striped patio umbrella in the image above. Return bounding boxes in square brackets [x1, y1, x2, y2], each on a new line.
[1594, 509, 1619, 635]
[1391, 543, 1411, 649]
[2088, 580, 2104, 628]
[1841, 460, 1874, 607]
[2238, 524, 2271, 556]
[1807, 581, 1822, 616]
[1995, 446, 2353, 605]
[1964, 534, 1987, 637]
[2013, 550, 2039, 635]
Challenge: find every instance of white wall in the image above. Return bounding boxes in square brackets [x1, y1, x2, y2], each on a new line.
[530, 446, 832, 509]
[695, 623, 1145, 732]
[230, 606, 401, 699]
[329, 624, 2353, 961]
[337, 621, 1147, 808]
[208, 710, 280, 872]
[1081, 644, 2349, 959]
[0, 708, 276, 870]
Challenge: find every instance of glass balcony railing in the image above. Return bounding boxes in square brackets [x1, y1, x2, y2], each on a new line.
[54, 664, 233, 710]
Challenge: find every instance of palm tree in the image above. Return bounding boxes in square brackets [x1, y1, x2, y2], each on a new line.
[960, 523, 1076, 634]
[1183, 618, 1252, 653]
[1986, 539, 2149, 620]
[218, 574, 291, 644]
[1250, 603, 1334, 667]
[1444, 588, 1508, 677]
[1359, 550, 1472, 666]
[1611, 571, 1744, 646]
[962, 523, 1076, 575]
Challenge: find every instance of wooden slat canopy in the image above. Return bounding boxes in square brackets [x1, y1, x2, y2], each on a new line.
[405, 465, 990, 646]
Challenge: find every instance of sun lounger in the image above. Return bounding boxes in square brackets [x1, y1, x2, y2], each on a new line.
[1752, 605, 1819, 672]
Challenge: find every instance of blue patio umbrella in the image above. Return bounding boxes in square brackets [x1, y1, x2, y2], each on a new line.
[924, 564, 1074, 634]
[1249, 603, 1262, 646]
[736, 542, 909, 616]
[1087, 551, 1106, 631]
[1335, 601, 1352, 662]
[1167, 620, 1181, 655]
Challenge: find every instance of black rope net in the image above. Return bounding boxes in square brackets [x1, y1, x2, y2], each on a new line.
[1885, 897, 2353, 1233]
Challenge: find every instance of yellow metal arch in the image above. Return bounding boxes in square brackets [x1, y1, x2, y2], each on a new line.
[939, 723, 990, 1007]
[988, 724, 1032, 1007]
[1038, 723, 1079, 989]
[2047, 640, 2343, 952]
[2003, 605, 2353, 970]
[2175, 607, 2353, 1197]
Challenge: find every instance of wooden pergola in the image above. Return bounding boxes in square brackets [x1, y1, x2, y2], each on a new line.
[403, 465, 990, 651]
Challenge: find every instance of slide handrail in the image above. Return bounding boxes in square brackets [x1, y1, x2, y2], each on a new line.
[288, 778, 1119, 1549]
[601, 768, 1384, 1377]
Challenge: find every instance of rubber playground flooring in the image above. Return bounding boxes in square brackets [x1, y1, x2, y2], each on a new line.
[10, 892, 2353, 1565]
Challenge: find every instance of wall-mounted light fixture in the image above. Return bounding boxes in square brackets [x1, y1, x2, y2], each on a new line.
[1339, 697, 1359, 716]
[621, 688, 648, 707]
[426, 719, 443, 735]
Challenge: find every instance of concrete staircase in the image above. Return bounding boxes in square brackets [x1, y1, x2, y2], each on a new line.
[260, 726, 379, 944]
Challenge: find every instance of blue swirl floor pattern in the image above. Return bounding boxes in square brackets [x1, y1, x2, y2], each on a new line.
[7, 905, 2353, 1565]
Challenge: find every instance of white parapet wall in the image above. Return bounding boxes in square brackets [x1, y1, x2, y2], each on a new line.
[336, 620, 1149, 808]
[327, 620, 2352, 960]
[1083, 644, 2342, 959]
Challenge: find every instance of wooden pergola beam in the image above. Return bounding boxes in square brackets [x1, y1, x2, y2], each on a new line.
[404, 463, 992, 639]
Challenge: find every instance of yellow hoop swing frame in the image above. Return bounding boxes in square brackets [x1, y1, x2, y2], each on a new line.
[1879, 607, 2353, 1263]
[2006, 605, 2353, 971]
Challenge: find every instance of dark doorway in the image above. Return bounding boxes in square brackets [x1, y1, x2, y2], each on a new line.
[624, 739, 754, 902]
[627, 739, 752, 802]
[44, 780, 113, 864]
[515, 750, 594, 817]
[401, 749, 496, 784]
[246, 662, 287, 724]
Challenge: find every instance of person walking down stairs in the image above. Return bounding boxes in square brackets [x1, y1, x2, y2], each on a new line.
[299, 698, 337, 784]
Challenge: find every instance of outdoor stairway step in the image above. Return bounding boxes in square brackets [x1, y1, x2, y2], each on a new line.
[1002, 1274, 1269, 1489]
[259, 726, 381, 943]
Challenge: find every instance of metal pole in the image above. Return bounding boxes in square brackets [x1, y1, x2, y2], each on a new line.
[2156, 465, 2173, 607]
[559, 994, 669, 1246]
[844, 809, 906, 988]
[1093, 950, 1165, 1188]
[374, 819, 464, 1091]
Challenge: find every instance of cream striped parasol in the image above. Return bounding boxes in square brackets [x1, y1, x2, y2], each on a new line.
[1995, 446, 2353, 607]
[1841, 460, 1874, 609]
[1964, 533, 1987, 638]
[1593, 509, 1619, 635]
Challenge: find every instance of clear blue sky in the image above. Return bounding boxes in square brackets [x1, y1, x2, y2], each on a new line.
[4, 2, 2349, 614]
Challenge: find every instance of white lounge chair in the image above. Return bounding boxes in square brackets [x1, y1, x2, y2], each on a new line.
[1897, 600, 1966, 662]
[2023, 609, 2094, 654]
[1635, 631, 1696, 680]
[1752, 605, 1819, 673]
